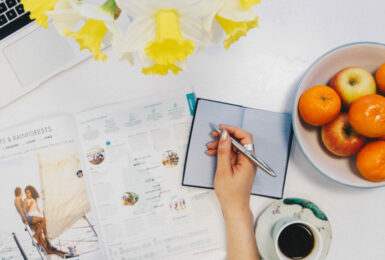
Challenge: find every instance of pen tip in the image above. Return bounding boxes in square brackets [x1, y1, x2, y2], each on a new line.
[209, 122, 219, 131]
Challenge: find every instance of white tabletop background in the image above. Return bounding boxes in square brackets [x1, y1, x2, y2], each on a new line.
[1, 0, 384, 259]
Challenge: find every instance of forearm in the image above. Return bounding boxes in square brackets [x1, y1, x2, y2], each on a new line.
[223, 208, 259, 260]
[16, 204, 28, 223]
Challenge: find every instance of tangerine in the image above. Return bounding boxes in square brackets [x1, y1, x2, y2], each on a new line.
[375, 63, 385, 94]
[356, 140, 385, 182]
[348, 94, 385, 138]
[298, 85, 341, 126]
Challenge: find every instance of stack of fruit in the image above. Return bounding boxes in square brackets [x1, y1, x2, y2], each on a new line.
[298, 64, 385, 182]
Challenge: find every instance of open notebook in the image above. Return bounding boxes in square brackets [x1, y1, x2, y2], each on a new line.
[182, 98, 293, 199]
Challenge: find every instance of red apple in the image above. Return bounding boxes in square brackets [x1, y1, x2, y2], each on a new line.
[330, 66, 376, 107]
[321, 113, 366, 157]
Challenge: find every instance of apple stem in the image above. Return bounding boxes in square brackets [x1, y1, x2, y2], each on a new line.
[349, 79, 356, 86]
[343, 126, 353, 137]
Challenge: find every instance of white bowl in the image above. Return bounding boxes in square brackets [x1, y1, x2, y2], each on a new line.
[292, 42, 385, 188]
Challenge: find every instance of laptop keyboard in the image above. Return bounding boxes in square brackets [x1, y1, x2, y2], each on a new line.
[0, 0, 33, 40]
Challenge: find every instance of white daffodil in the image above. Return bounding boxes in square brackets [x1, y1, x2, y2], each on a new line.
[116, 0, 222, 75]
[215, 0, 260, 49]
[22, 0, 262, 75]
[45, 0, 133, 62]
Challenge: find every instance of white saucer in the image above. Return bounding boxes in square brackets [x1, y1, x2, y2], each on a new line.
[255, 198, 332, 260]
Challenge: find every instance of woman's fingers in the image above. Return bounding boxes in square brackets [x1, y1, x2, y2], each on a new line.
[206, 140, 238, 158]
[219, 125, 256, 171]
[206, 149, 217, 155]
[220, 125, 253, 145]
[206, 140, 219, 149]
[211, 131, 220, 138]
[206, 140, 218, 155]
[208, 126, 255, 171]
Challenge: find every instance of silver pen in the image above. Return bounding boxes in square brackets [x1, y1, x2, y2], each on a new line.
[210, 123, 276, 177]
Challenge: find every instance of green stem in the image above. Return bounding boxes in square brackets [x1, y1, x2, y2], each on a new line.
[100, 0, 118, 17]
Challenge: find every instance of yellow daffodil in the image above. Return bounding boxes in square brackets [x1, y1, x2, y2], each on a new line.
[21, 0, 59, 28]
[116, 0, 222, 75]
[215, 0, 260, 49]
[146, 9, 195, 65]
[22, 0, 262, 75]
[47, 0, 133, 62]
[215, 14, 258, 49]
[65, 19, 108, 61]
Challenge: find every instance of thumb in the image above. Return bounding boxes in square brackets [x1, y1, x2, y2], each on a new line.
[216, 129, 232, 173]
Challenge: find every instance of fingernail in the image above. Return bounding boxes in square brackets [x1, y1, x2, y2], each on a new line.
[220, 129, 228, 141]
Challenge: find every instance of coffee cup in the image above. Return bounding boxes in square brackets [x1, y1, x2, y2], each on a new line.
[271, 218, 323, 260]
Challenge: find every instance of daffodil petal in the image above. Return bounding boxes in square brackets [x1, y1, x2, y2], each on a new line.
[65, 19, 108, 61]
[178, 0, 223, 18]
[112, 37, 134, 63]
[145, 9, 195, 65]
[215, 14, 258, 49]
[207, 19, 225, 44]
[240, 0, 261, 10]
[21, 0, 59, 28]
[142, 63, 182, 75]
[124, 15, 156, 51]
[115, 0, 156, 17]
[217, 0, 256, 22]
[67, 0, 114, 20]
[46, 0, 83, 35]
[107, 22, 134, 63]
[179, 16, 210, 50]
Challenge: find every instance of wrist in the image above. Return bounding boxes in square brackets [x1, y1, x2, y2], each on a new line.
[222, 205, 253, 222]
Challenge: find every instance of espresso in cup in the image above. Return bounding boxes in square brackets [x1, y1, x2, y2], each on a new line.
[272, 218, 322, 260]
[278, 223, 314, 259]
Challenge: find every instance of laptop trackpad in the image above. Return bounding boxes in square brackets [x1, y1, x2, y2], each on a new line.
[2, 25, 75, 87]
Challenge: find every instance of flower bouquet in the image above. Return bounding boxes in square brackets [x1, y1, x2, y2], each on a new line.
[22, 0, 260, 75]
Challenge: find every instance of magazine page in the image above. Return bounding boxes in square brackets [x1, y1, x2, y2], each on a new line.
[0, 115, 101, 260]
[75, 89, 227, 259]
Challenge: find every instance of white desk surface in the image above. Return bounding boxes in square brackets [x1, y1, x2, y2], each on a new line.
[1, 0, 385, 259]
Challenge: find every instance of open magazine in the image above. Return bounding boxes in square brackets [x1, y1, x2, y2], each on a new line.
[0, 88, 227, 260]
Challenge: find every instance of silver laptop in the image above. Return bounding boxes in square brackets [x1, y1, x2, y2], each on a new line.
[0, 0, 90, 108]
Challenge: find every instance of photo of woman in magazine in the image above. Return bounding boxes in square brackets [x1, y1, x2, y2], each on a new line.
[0, 145, 100, 259]
[14, 186, 66, 255]
[24, 186, 43, 218]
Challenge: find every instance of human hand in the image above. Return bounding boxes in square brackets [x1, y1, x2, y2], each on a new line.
[206, 125, 257, 217]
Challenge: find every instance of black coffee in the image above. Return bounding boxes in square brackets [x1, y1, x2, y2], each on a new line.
[278, 223, 315, 259]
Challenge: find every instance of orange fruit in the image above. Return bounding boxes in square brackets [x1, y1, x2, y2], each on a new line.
[375, 63, 385, 94]
[356, 140, 385, 182]
[298, 85, 341, 126]
[348, 94, 385, 138]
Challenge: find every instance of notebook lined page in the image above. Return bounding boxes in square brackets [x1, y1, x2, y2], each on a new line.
[183, 99, 243, 189]
[242, 108, 292, 198]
